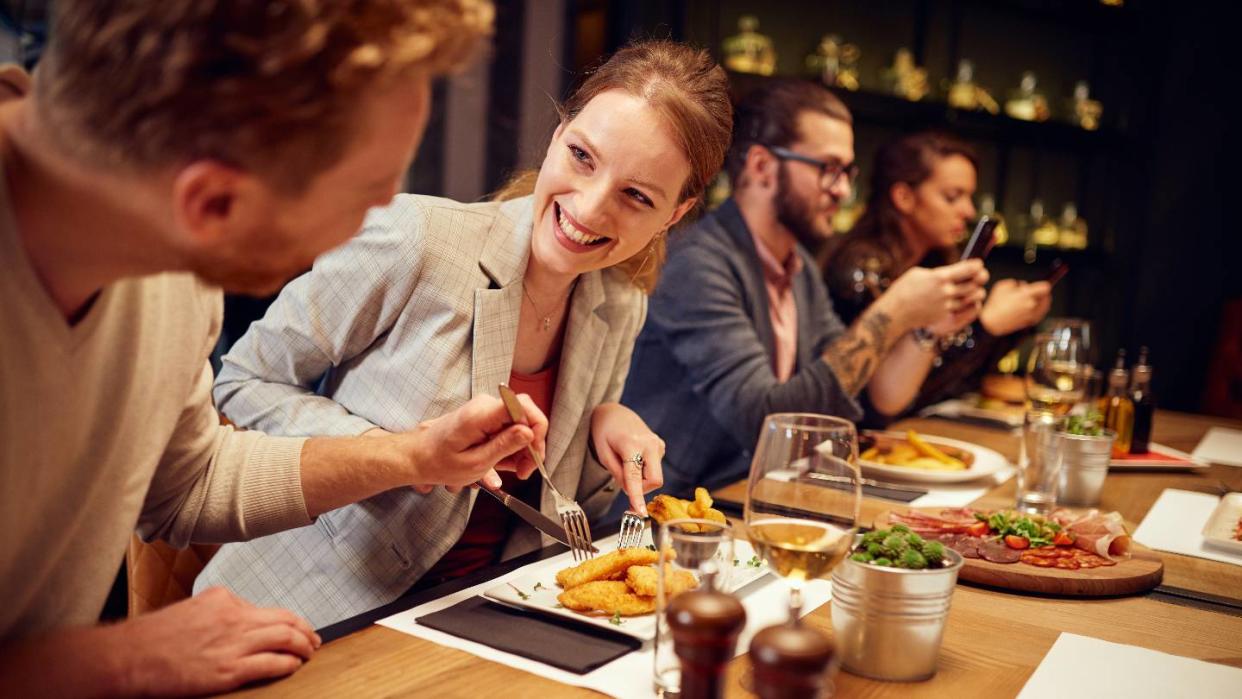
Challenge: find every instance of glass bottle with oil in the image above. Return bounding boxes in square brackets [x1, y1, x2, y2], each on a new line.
[1097, 350, 1134, 457]
[1129, 347, 1155, 454]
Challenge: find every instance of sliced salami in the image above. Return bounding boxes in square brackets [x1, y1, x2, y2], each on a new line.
[951, 536, 983, 559]
[979, 539, 1023, 564]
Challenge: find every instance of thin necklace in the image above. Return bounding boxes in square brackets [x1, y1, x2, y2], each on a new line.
[522, 285, 559, 332]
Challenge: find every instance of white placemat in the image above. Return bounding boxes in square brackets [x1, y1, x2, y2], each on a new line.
[1192, 427, 1242, 467]
[1133, 489, 1242, 566]
[1017, 632, 1242, 698]
[377, 535, 832, 699]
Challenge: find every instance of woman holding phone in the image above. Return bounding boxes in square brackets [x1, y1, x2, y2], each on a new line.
[193, 41, 733, 628]
[824, 131, 1052, 421]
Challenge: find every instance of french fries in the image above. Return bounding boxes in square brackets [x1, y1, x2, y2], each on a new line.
[648, 488, 727, 531]
[860, 430, 971, 471]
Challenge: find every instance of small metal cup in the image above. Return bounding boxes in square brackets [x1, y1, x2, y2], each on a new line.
[1056, 430, 1115, 507]
[830, 548, 964, 681]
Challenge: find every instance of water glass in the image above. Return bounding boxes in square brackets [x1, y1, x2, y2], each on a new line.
[1017, 410, 1061, 513]
[653, 518, 734, 698]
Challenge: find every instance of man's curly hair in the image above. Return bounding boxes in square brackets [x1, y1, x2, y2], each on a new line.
[36, 0, 493, 191]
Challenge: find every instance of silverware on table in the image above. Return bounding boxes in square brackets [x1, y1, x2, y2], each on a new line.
[478, 486, 598, 553]
[802, 472, 929, 494]
[617, 511, 646, 549]
[498, 384, 595, 561]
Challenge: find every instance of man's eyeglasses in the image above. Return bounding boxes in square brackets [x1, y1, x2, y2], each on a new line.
[765, 145, 859, 189]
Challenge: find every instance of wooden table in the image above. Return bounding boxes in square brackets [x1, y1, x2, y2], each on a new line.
[228, 410, 1242, 697]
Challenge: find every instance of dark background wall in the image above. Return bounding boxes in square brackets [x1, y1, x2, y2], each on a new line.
[586, 0, 1236, 414]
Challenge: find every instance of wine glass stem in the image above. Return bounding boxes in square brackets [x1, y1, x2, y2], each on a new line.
[789, 582, 804, 626]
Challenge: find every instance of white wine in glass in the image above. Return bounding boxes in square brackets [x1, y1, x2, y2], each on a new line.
[744, 413, 861, 622]
[1026, 334, 1088, 415]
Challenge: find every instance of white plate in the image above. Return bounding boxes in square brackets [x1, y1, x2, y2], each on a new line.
[858, 431, 1010, 484]
[920, 396, 1024, 429]
[483, 532, 771, 640]
[1109, 443, 1211, 471]
[1200, 492, 1242, 555]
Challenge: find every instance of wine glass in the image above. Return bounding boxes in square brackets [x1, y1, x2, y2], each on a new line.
[1044, 317, 1093, 364]
[1025, 332, 1089, 416]
[744, 413, 861, 623]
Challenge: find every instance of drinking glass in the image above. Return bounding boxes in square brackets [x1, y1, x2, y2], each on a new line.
[743, 413, 860, 623]
[1017, 409, 1061, 513]
[1025, 332, 1089, 416]
[653, 518, 734, 697]
[1043, 317, 1094, 365]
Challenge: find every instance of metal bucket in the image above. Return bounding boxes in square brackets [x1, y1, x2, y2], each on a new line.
[830, 549, 964, 681]
[1056, 430, 1115, 507]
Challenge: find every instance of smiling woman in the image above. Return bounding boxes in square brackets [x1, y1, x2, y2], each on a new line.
[193, 41, 734, 630]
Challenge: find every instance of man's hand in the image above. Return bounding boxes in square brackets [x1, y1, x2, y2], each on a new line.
[394, 393, 548, 493]
[979, 279, 1053, 336]
[590, 403, 665, 515]
[114, 587, 319, 695]
[880, 259, 988, 333]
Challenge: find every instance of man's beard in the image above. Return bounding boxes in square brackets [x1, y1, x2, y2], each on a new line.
[774, 163, 836, 252]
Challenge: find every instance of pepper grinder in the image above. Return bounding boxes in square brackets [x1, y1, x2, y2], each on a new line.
[749, 623, 835, 699]
[666, 587, 746, 699]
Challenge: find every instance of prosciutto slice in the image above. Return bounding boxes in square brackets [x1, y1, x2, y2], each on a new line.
[1061, 510, 1131, 560]
[884, 509, 980, 536]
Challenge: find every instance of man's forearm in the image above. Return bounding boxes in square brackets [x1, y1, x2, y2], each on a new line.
[299, 433, 409, 517]
[0, 626, 131, 698]
[821, 298, 910, 396]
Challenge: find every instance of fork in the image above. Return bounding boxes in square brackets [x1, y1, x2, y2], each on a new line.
[498, 384, 595, 561]
[617, 511, 646, 549]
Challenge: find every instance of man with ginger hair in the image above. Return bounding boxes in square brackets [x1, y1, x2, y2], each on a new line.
[0, 2, 545, 695]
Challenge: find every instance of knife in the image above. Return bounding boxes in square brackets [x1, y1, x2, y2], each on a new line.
[479, 486, 599, 553]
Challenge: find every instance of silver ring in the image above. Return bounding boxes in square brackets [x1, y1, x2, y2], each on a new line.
[625, 452, 644, 467]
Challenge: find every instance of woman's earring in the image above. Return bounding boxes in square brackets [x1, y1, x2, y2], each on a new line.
[628, 230, 666, 284]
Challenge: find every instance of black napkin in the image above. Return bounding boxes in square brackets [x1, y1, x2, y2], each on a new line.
[416, 596, 641, 674]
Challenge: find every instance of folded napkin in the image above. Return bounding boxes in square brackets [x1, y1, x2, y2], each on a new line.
[416, 596, 640, 675]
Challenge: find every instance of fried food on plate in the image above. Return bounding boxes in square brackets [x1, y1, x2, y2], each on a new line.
[557, 580, 656, 616]
[626, 564, 697, 598]
[648, 488, 727, 532]
[860, 430, 970, 471]
[555, 548, 659, 589]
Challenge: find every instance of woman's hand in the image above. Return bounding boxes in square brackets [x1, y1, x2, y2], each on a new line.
[881, 259, 988, 334]
[979, 279, 1053, 336]
[590, 403, 665, 515]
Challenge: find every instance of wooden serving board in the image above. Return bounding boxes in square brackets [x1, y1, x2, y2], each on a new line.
[873, 509, 1164, 597]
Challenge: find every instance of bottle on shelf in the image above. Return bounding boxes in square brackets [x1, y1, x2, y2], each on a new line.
[1097, 350, 1134, 458]
[1021, 199, 1059, 262]
[831, 189, 864, 234]
[1129, 347, 1155, 454]
[882, 48, 929, 101]
[807, 34, 860, 90]
[946, 60, 999, 114]
[1005, 71, 1051, 122]
[1058, 203, 1089, 249]
[1071, 80, 1103, 131]
[978, 195, 1009, 246]
[723, 16, 776, 76]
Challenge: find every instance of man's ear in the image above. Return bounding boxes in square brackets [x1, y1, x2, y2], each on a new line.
[744, 144, 777, 180]
[890, 181, 917, 216]
[169, 161, 264, 249]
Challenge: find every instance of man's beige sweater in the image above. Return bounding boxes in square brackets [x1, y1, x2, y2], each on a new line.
[1, 154, 311, 640]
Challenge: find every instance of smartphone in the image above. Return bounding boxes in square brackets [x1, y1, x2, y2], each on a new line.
[1045, 258, 1069, 286]
[961, 216, 999, 260]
